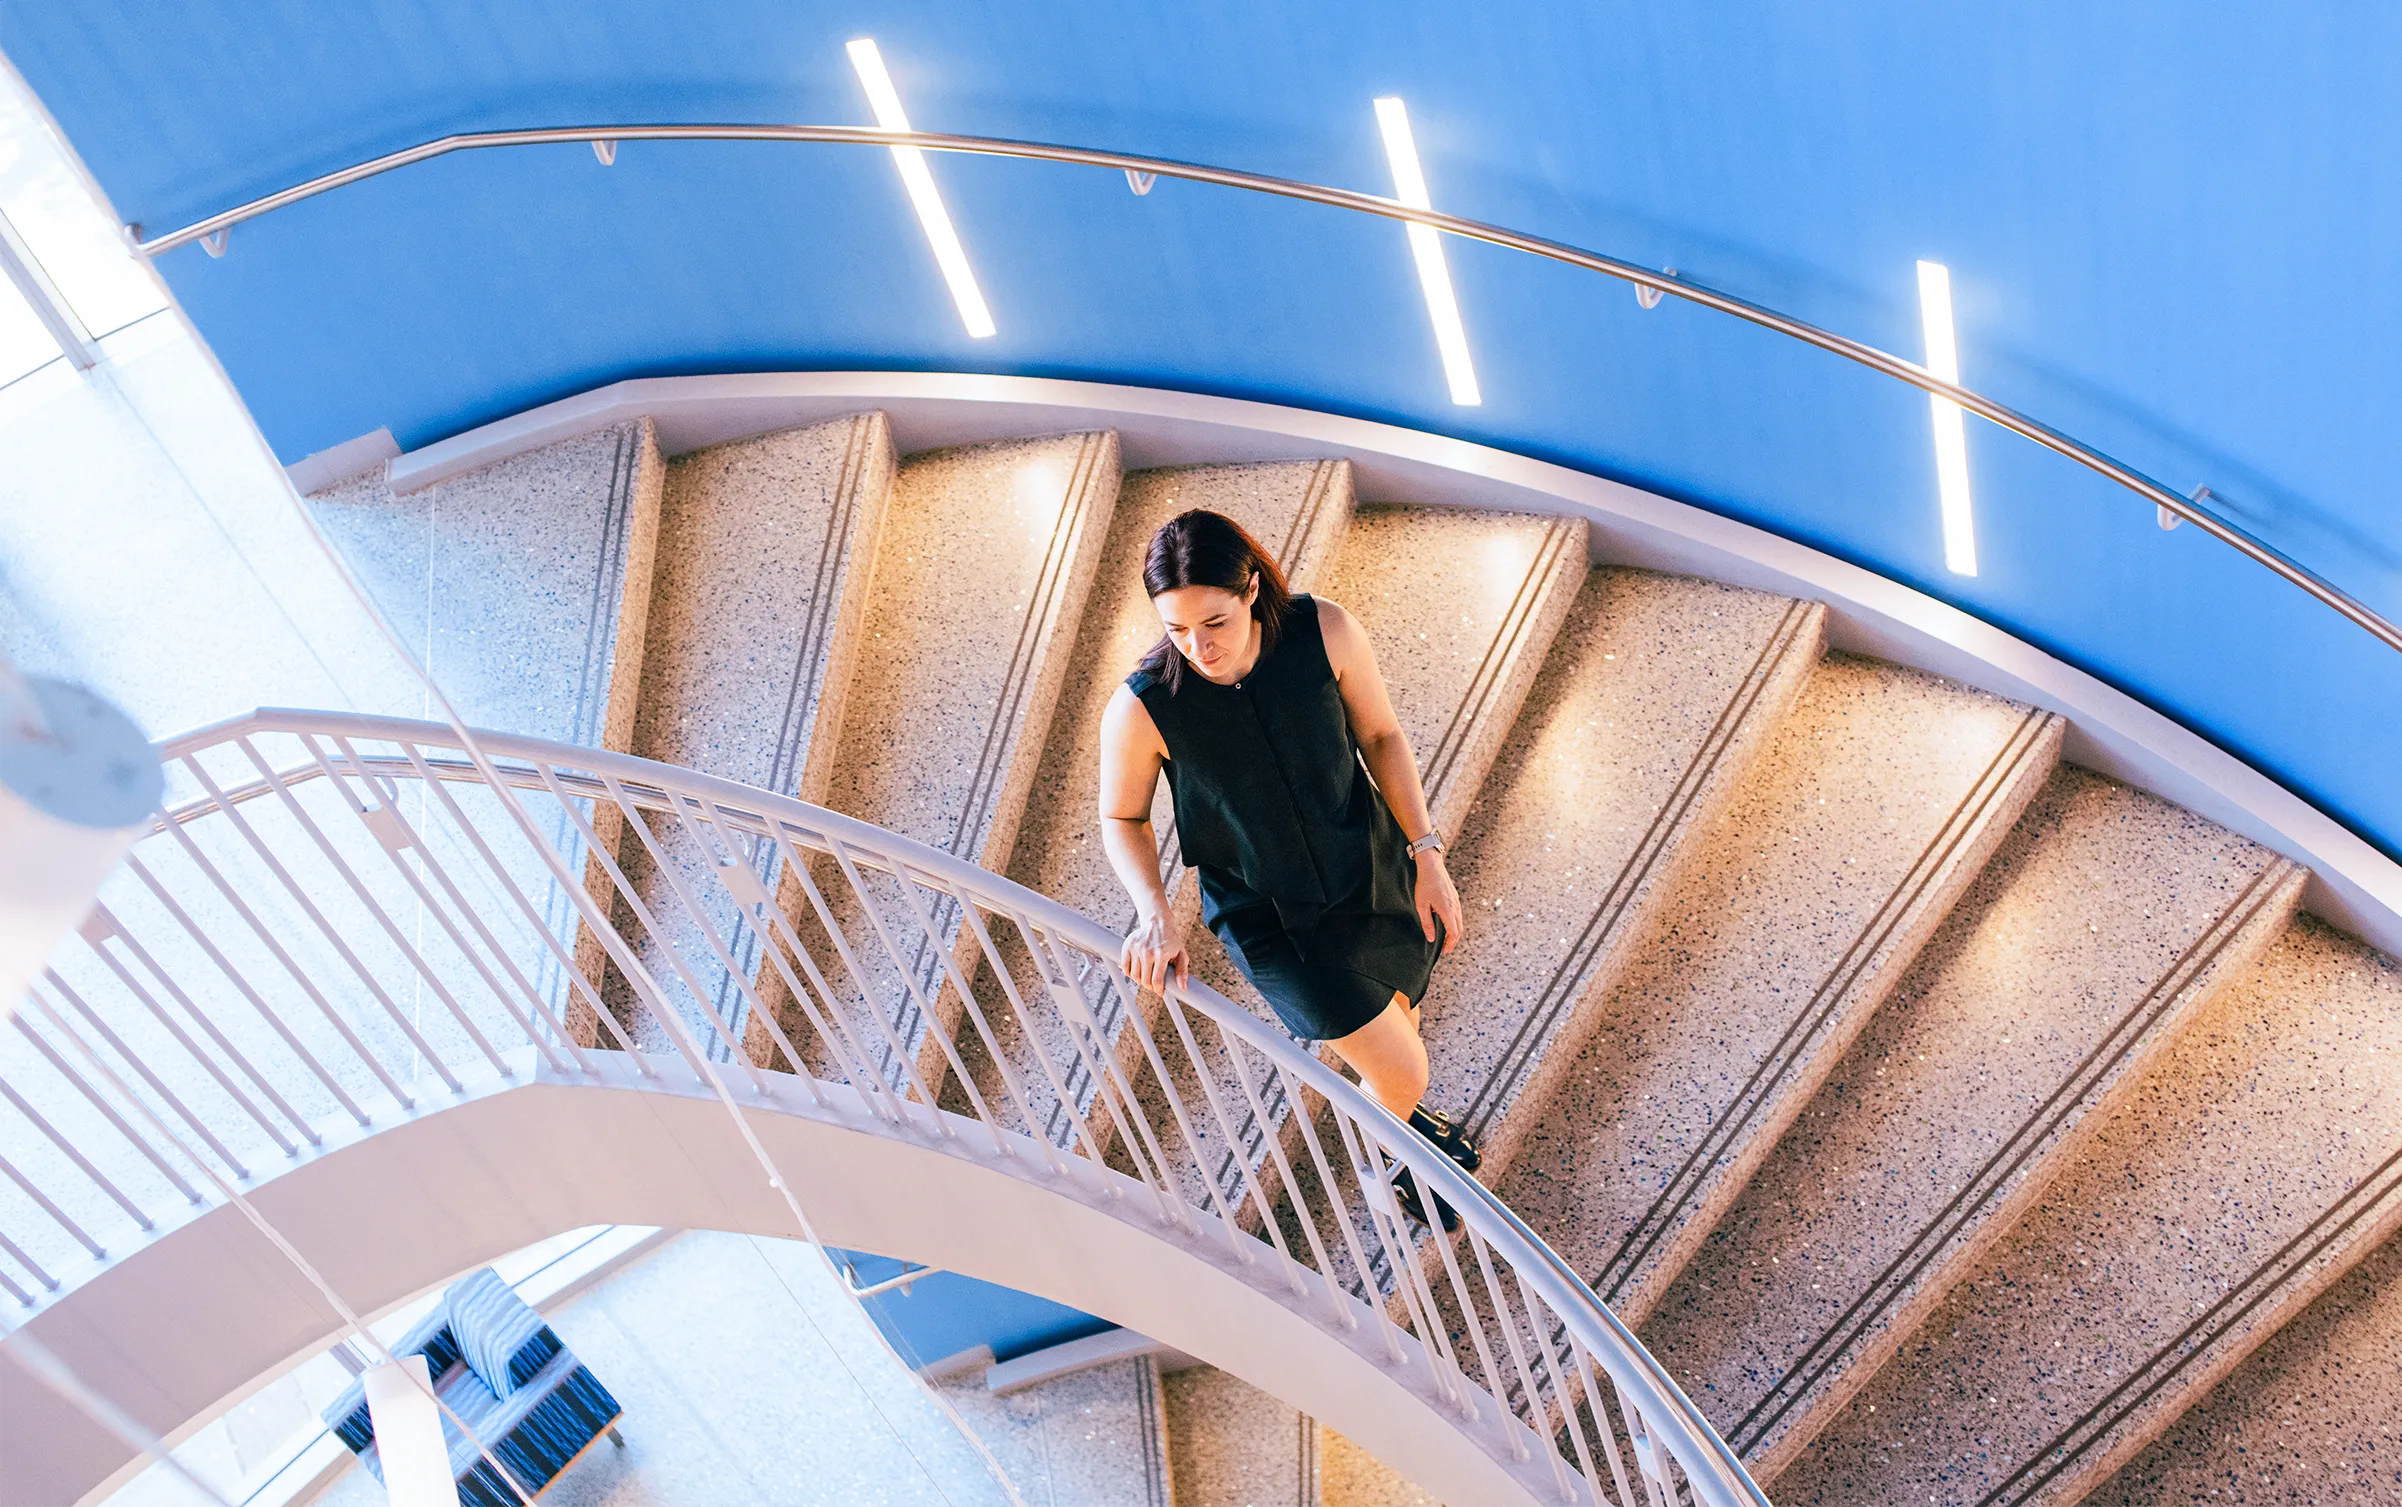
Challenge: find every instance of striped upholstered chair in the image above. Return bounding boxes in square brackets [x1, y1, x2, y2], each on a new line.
[322, 1268, 623, 1505]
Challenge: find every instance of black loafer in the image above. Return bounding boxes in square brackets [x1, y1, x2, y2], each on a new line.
[1388, 1160, 1462, 1233]
[1409, 1106, 1482, 1173]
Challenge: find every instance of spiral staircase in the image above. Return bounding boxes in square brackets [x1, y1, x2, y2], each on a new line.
[4, 381, 2401, 1507]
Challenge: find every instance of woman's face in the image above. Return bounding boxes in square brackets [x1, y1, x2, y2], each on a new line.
[1154, 577, 1260, 683]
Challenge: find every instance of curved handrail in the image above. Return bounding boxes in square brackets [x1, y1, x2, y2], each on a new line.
[3, 707, 1770, 1504]
[129, 121, 2401, 658]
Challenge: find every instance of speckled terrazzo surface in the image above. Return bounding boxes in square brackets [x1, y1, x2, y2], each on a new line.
[1319, 503, 1586, 839]
[309, 420, 661, 748]
[1165, 1363, 1320, 1507]
[942, 1358, 1173, 1507]
[820, 431, 1120, 866]
[632, 413, 893, 805]
[1774, 916, 2402, 1507]
[1641, 767, 2297, 1472]
[1417, 570, 1822, 1172]
[1495, 657, 2049, 1337]
[1320, 1423, 1445, 1506]
[2085, 1221, 2402, 1506]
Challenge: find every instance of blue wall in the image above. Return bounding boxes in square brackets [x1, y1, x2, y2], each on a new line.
[833, 1250, 1113, 1370]
[4, 4, 2397, 864]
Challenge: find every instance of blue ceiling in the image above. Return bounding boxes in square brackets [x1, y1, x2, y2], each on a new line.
[6, 3, 2398, 862]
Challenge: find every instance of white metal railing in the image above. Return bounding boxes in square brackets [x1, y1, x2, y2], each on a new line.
[0, 708, 1769, 1507]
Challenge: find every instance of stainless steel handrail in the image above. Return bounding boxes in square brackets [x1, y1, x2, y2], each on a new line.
[128, 121, 2401, 657]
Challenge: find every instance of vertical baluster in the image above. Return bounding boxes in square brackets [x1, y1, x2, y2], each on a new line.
[673, 800, 834, 1096]
[85, 910, 310, 1151]
[1612, 1377, 1676, 1507]
[232, 740, 515, 1079]
[947, 900, 1080, 1179]
[123, 855, 372, 1128]
[1328, 1103, 1471, 1412]
[743, 822, 914, 1121]
[313, 736, 579, 1076]
[396, 742, 651, 1070]
[1269, 1059, 1379, 1342]
[0, 1072, 153, 1232]
[807, 841, 970, 1129]
[1466, 1226, 1551, 1474]
[12, 1011, 200, 1203]
[0, 1233, 47, 1299]
[1019, 921, 1190, 1226]
[869, 863, 1047, 1159]
[175, 758, 461, 1094]
[0, 1147, 107, 1258]
[1517, 1274, 1606, 1504]
[41, 973, 250, 1178]
[1216, 1027, 1324, 1298]
[1415, 1157, 1517, 1438]
[1568, 1336, 1640, 1507]
[516, 762, 733, 1087]
[1112, 982, 1256, 1265]
[579, 774, 777, 1091]
[756, 828, 937, 1126]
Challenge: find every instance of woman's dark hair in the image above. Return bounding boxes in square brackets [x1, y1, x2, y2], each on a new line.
[1137, 509, 1294, 693]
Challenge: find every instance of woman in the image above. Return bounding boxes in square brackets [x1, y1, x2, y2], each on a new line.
[1098, 509, 1479, 1227]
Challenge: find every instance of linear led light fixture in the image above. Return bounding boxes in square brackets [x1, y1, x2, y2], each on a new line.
[1916, 259, 1978, 576]
[847, 38, 996, 339]
[1374, 98, 1481, 406]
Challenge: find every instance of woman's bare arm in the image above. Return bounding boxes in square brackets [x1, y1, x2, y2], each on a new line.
[1318, 599, 1464, 953]
[1098, 685, 1188, 990]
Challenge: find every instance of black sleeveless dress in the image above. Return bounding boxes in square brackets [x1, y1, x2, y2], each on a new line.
[1127, 595, 1440, 1042]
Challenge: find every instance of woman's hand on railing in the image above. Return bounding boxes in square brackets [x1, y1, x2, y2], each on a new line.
[1121, 906, 1190, 995]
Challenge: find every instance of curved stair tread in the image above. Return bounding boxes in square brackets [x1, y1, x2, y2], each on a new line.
[941, 1355, 1174, 1507]
[1773, 915, 2402, 1507]
[613, 413, 897, 1060]
[1421, 569, 1824, 1178]
[1646, 768, 2302, 1479]
[2084, 1214, 2402, 1505]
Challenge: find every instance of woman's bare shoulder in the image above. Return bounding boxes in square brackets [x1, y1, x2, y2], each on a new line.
[1311, 597, 1371, 667]
[1101, 681, 1165, 751]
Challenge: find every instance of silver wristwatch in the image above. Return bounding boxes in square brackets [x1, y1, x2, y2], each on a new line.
[1406, 829, 1446, 859]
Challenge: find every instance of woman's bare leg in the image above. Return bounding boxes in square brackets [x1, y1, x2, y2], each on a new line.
[1325, 993, 1429, 1120]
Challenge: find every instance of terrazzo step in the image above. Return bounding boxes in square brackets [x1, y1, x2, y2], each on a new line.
[1165, 1364, 1322, 1507]
[951, 460, 1352, 1146]
[941, 1356, 1175, 1507]
[1771, 915, 2402, 1507]
[306, 421, 663, 1048]
[1644, 769, 2302, 1481]
[604, 414, 896, 1060]
[1421, 570, 1823, 1185]
[783, 432, 1121, 1095]
[1120, 505, 1589, 1233]
[2085, 1218, 2402, 1506]
[1319, 1423, 1446, 1507]
[1493, 658, 2061, 1344]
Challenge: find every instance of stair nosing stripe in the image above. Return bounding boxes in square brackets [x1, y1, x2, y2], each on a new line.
[1459, 597, 1816, 1137]
[1979, 1134, 2402, 1507]
[570, 423, 640, 752]
[1422, 517, 1577, 807]
[1729, 855, 2299, 1451]
[719, 414, 878, 1036]
[1591, 707, 2058, 1304]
